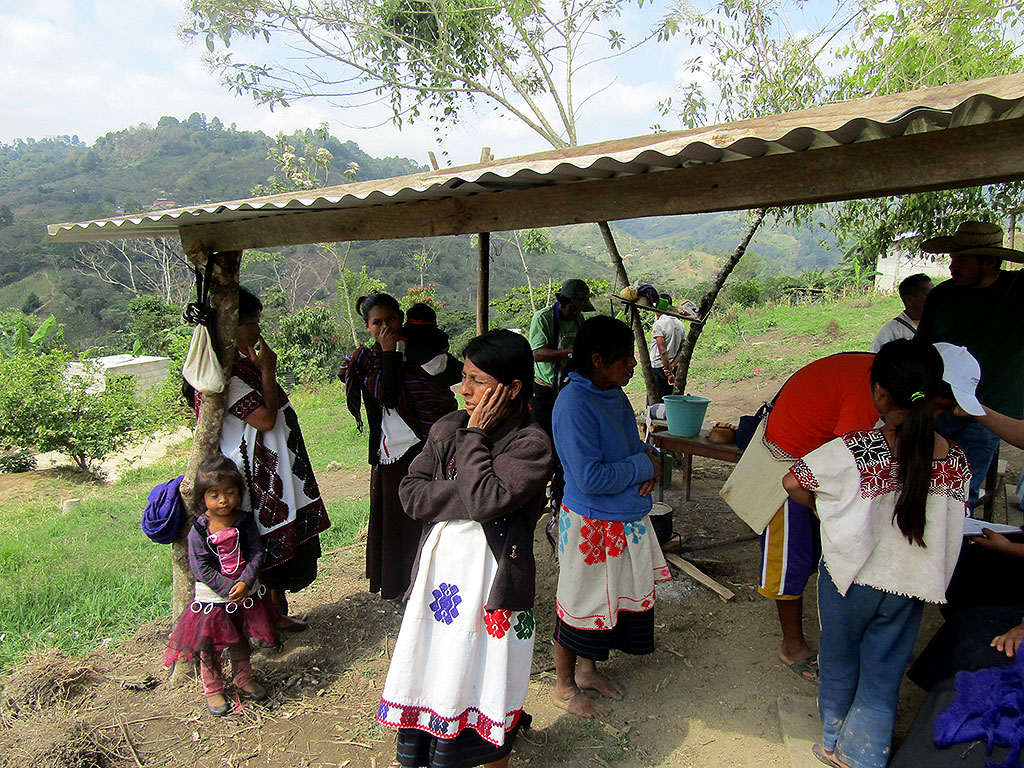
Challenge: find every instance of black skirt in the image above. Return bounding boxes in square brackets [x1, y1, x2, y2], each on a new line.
[396, 712, 531, 768]
[368, 449, 424, 600]
[553, 609, 655, 661]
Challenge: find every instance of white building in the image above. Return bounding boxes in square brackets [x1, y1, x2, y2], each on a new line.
[66, 354, 171, 395]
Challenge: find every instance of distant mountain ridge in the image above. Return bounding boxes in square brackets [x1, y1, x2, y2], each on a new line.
[0, 114, 843, 348]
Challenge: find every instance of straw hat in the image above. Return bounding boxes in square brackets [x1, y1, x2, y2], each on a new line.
[920, 220, 1024, 262]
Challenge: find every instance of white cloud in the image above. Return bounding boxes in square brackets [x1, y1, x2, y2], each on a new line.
[0, 0, 689, 167]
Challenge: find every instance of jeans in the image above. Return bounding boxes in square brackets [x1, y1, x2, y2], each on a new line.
[817, 564, 923, 768]
[934, 411, 1000, 510]
[651, 367, 672, 403]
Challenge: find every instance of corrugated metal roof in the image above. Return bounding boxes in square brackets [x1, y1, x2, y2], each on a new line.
[47, 73, 1024, 247]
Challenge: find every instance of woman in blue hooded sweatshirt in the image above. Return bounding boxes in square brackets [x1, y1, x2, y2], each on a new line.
[550, 315, 670, 719]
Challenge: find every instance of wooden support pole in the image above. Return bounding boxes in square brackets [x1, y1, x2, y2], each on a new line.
[477, 232, 490, 335]
[598, 221, 659, 405]
[170, 247, 241, 683]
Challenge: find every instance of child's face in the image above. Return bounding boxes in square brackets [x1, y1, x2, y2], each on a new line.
[366, 305, 402, 343]
[204, 480, 240, 520]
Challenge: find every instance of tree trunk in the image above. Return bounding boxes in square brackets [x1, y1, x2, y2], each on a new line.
[477, 232, 490, 335]
[170, 248, 241, 684]
[673, 208, 767, 394]
[512, 231, 537, 314]
[597, 221, 659, 404]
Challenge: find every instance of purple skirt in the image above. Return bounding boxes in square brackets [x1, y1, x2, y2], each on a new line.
[164, 590, 279, 666]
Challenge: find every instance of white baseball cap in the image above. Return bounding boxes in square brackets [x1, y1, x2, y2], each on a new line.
[933, 343, 985, 416]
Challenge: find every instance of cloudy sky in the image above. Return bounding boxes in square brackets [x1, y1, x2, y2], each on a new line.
[0, 0, 710, 169]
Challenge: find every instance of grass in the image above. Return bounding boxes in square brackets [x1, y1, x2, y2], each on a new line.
[0, 390, 371, 673]
[0, 459, 184, 671]
[621, 291, 903, 401]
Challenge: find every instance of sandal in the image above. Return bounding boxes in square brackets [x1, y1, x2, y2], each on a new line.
[239, 681, 267, 702]
[812, 743, 847, 768]
[786, 655, 819, 684]
[206, 696, 230, 717]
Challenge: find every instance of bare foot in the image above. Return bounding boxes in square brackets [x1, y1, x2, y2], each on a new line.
[552, 685, 607, 718]
[206, 693, 226, 707]
[575, 667, 624, 700]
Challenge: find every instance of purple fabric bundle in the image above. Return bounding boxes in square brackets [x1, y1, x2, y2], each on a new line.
[934, 652, 1024, 768]
[141, 475, 187, 544]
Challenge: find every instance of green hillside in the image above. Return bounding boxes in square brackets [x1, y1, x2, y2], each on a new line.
[0, 115, 845, 350]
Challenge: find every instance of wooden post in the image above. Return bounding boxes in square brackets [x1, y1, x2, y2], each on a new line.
[477, 232, 490, 335]
[598, 221, 659, 405]
[170, 247, 241, 682]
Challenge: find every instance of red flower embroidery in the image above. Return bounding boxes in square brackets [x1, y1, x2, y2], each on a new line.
[400, 708, 420, 726]
[485, 610, 512, 639]
[605, 522, 627, 559]
[579, 518, 607, 564]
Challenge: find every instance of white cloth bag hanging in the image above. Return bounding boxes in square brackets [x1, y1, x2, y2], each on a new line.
[379, 407, 419, 464]
[182, 324, 227, 394]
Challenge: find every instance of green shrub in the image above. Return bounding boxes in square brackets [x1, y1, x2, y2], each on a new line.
[0, 352, 156, 474]
[272, 303, 344, 385]
[0, 448, 36, 473]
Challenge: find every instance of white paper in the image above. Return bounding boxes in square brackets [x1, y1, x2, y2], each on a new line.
[962, 518, 1023, 536]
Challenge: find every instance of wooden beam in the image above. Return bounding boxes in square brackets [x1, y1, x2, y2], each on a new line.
[477, 232, 490, 335]
[178, 119, 1024, 253]
[663, 552, 736, 602]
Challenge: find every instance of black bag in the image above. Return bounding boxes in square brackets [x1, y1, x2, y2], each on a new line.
[736, 401, 771, 450]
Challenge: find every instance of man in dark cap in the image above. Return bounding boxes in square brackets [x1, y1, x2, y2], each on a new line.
[529, 279, 594, 511]
[915, 220, 1024, 507]
[529, 278, 595, 429]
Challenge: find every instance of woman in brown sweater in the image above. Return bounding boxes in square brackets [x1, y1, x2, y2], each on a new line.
[376, 329, 553, 768]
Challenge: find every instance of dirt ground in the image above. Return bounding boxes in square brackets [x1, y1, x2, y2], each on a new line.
[2, 374, 1021, 768]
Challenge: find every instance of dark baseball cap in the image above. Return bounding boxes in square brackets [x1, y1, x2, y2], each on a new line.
[558, 279, 595, 312]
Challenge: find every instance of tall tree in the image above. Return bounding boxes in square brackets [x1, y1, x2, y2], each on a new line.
[666, 0, 1024, 390]
[822, 0, 1024, 267]
[663, 0, 841, 391]
[182, 0, 680, 401]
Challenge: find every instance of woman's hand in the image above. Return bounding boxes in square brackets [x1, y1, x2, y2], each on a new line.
[377, 324, 399, 352]
[467, 383, 511, 431]
[647, 447, 662, 485]
[991, 621, 1024, 657]
[228, 581, 250, 601]
[245, 334, 277, 376]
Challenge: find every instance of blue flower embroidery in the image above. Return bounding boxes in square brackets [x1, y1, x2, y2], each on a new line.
[624, 520, 647, 544]
[513, 609, 535, 640]
[429, 713, 449, 734]
[378, 702, 389, 720]
[430, 582, 462, 624]
[558, 506, 570, 554]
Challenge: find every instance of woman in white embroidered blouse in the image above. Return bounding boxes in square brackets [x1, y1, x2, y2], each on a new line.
[783, 339, 969, 768]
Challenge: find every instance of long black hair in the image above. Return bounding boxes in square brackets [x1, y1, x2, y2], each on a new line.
[239, 286, 263, 321]
[356, 292, 401, 323]
[572, 315, 634, 377]
[871, 339, 944, 547]
[463, 329, 534, 405]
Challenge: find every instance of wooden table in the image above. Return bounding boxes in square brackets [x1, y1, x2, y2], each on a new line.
[650, 428, 744, 501]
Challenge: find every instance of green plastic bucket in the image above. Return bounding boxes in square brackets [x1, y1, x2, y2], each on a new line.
[662, 395, 711, 437]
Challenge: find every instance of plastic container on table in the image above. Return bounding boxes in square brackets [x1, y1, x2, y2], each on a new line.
[662, 395, 712, 437]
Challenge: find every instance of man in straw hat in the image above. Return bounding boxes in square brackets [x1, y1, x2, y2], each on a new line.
[915, 220, 1024, 508]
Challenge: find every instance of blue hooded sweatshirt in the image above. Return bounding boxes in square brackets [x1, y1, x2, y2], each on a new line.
[552, 372, 654, 522]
